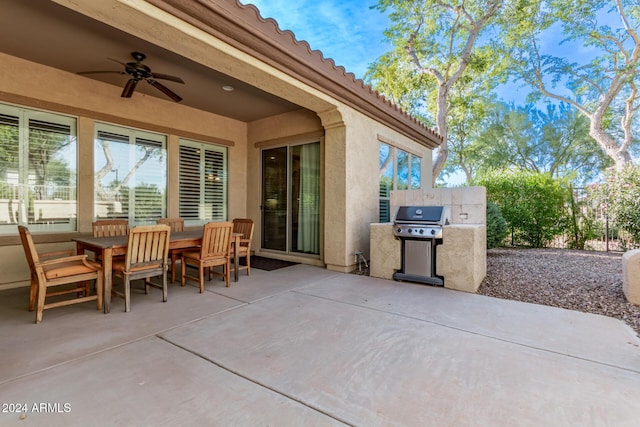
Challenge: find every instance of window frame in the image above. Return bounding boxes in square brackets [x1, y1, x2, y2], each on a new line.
[0, 102, 78, 235]
[94, 122, 167, 225]
[379, 142, 421, 222]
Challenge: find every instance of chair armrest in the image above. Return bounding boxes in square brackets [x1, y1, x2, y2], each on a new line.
[40, 249, 75, 259]
[35, 254, 90, 268]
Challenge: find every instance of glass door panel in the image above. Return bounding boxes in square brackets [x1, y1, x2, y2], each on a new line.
[290, 143, 320, 254]
[261, 147, 287, 251]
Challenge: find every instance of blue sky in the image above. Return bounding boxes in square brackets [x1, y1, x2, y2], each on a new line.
[244, 0, 536, 104]
[244, 0, 390, 81]
[243, 1, 612, 106]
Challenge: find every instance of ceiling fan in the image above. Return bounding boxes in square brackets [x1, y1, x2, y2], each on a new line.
[78, 51, 185, 102]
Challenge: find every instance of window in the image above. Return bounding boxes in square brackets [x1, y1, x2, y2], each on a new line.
[0, 103, 77, 234]
[94, 123, 166, 224]
[179, 139, 227, 225]
[379, 142, 421, 222]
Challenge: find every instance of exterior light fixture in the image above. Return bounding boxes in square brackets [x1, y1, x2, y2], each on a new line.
[222, 85, 234, 92]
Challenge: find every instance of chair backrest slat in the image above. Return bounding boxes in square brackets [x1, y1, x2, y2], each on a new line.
[93, 219, 129, 237]
[157, 218, 184, 233]
[232, 218, 254, 243]
[200, 222, 233, 259]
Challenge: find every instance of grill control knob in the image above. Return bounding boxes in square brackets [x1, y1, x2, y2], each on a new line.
[430, 229, 436, 235]
[396, 228, 402, 233]
[419, 229, 424, 234]
[408, 228, 413, 233]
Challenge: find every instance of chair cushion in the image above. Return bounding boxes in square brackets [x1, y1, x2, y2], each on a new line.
[182, 251, 227, 265]
[112, 259, 163, 273]
[43, 261, 97, 280]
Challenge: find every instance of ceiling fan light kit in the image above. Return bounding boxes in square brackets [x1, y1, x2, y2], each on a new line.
[78, 51, 185, 102]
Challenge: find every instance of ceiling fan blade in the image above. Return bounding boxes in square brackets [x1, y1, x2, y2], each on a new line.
[121, 79, 139, 98]
[148, 80, 183, 102]
[150, 72, 184, 84]
[77, 70, 124, 76]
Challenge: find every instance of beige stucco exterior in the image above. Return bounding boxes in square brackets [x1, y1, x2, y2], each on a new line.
[0, 0, 440, 290]
[369, 187, 487, 292]
[622, 249, 640, 305]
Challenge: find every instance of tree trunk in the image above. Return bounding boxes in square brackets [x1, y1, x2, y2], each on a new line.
[589, 124, 632, 171]
[432, 84, 449, 183]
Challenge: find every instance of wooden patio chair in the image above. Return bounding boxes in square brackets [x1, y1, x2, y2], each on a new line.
[18, 225, 103, 324]
[156, 218, 189, 283]
[91, 219, 130, 263]
[92, 219, 129, 237]
[111, 224, 171, 312]
[181, 221, 233, 292]
[230, 218, 254, 277]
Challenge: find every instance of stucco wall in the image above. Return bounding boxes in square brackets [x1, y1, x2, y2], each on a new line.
[328, 106, 433, 272]
[246, 105, 434, 272]
[246, 109, 324, 264]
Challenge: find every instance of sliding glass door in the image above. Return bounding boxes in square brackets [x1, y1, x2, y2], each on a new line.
[261, 142, 320, 255]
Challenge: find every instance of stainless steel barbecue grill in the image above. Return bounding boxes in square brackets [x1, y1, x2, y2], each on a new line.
[392, 206, 450, 285]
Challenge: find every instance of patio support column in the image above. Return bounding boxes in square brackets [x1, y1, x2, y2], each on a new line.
[318, 108, 350, 272]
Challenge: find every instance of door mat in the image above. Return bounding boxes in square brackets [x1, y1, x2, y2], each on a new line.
[244, 256, 298, 271]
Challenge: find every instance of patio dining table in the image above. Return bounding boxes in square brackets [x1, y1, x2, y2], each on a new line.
[74, 230, 240, 313]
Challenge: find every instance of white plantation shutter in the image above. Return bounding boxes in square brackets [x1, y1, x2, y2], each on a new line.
[179, 139, 227, 225]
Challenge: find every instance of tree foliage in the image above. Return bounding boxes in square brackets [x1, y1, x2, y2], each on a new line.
[440, 80, 498, 184]
[503, 0, 640, 170]
[486, 200, 508, 248]
[367, 0, 639, 185]
[367, 0, 506, 182]
[479, 170, 569, 247]
[589, 164, 640, 246]
[473, 102, 611, 183]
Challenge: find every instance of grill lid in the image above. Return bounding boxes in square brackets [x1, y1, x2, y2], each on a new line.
[394, 206, 450, 225]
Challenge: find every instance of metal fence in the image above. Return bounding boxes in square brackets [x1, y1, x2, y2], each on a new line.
[549, 187, 630, 252]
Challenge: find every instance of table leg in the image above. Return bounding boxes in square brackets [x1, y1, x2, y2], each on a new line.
[234, 235, 239, 282]
[103, 247, 113, 313]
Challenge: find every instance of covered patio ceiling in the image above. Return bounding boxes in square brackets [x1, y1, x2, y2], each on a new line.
[0, 0, 302, 122]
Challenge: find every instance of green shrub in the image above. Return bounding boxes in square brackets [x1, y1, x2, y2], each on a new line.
[479, 170, 569, 248]
[589, 165, 640, 248]
[486, 201, 508, 248]
[565, 185, 597, 250]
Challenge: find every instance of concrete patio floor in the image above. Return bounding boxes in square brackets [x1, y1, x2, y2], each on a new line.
[1, 264, 639, 426]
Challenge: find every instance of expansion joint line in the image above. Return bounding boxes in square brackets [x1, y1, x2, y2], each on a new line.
[156, 335, 357, 427]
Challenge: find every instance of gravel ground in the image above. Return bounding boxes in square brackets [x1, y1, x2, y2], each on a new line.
[477, 247, 640, 337]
